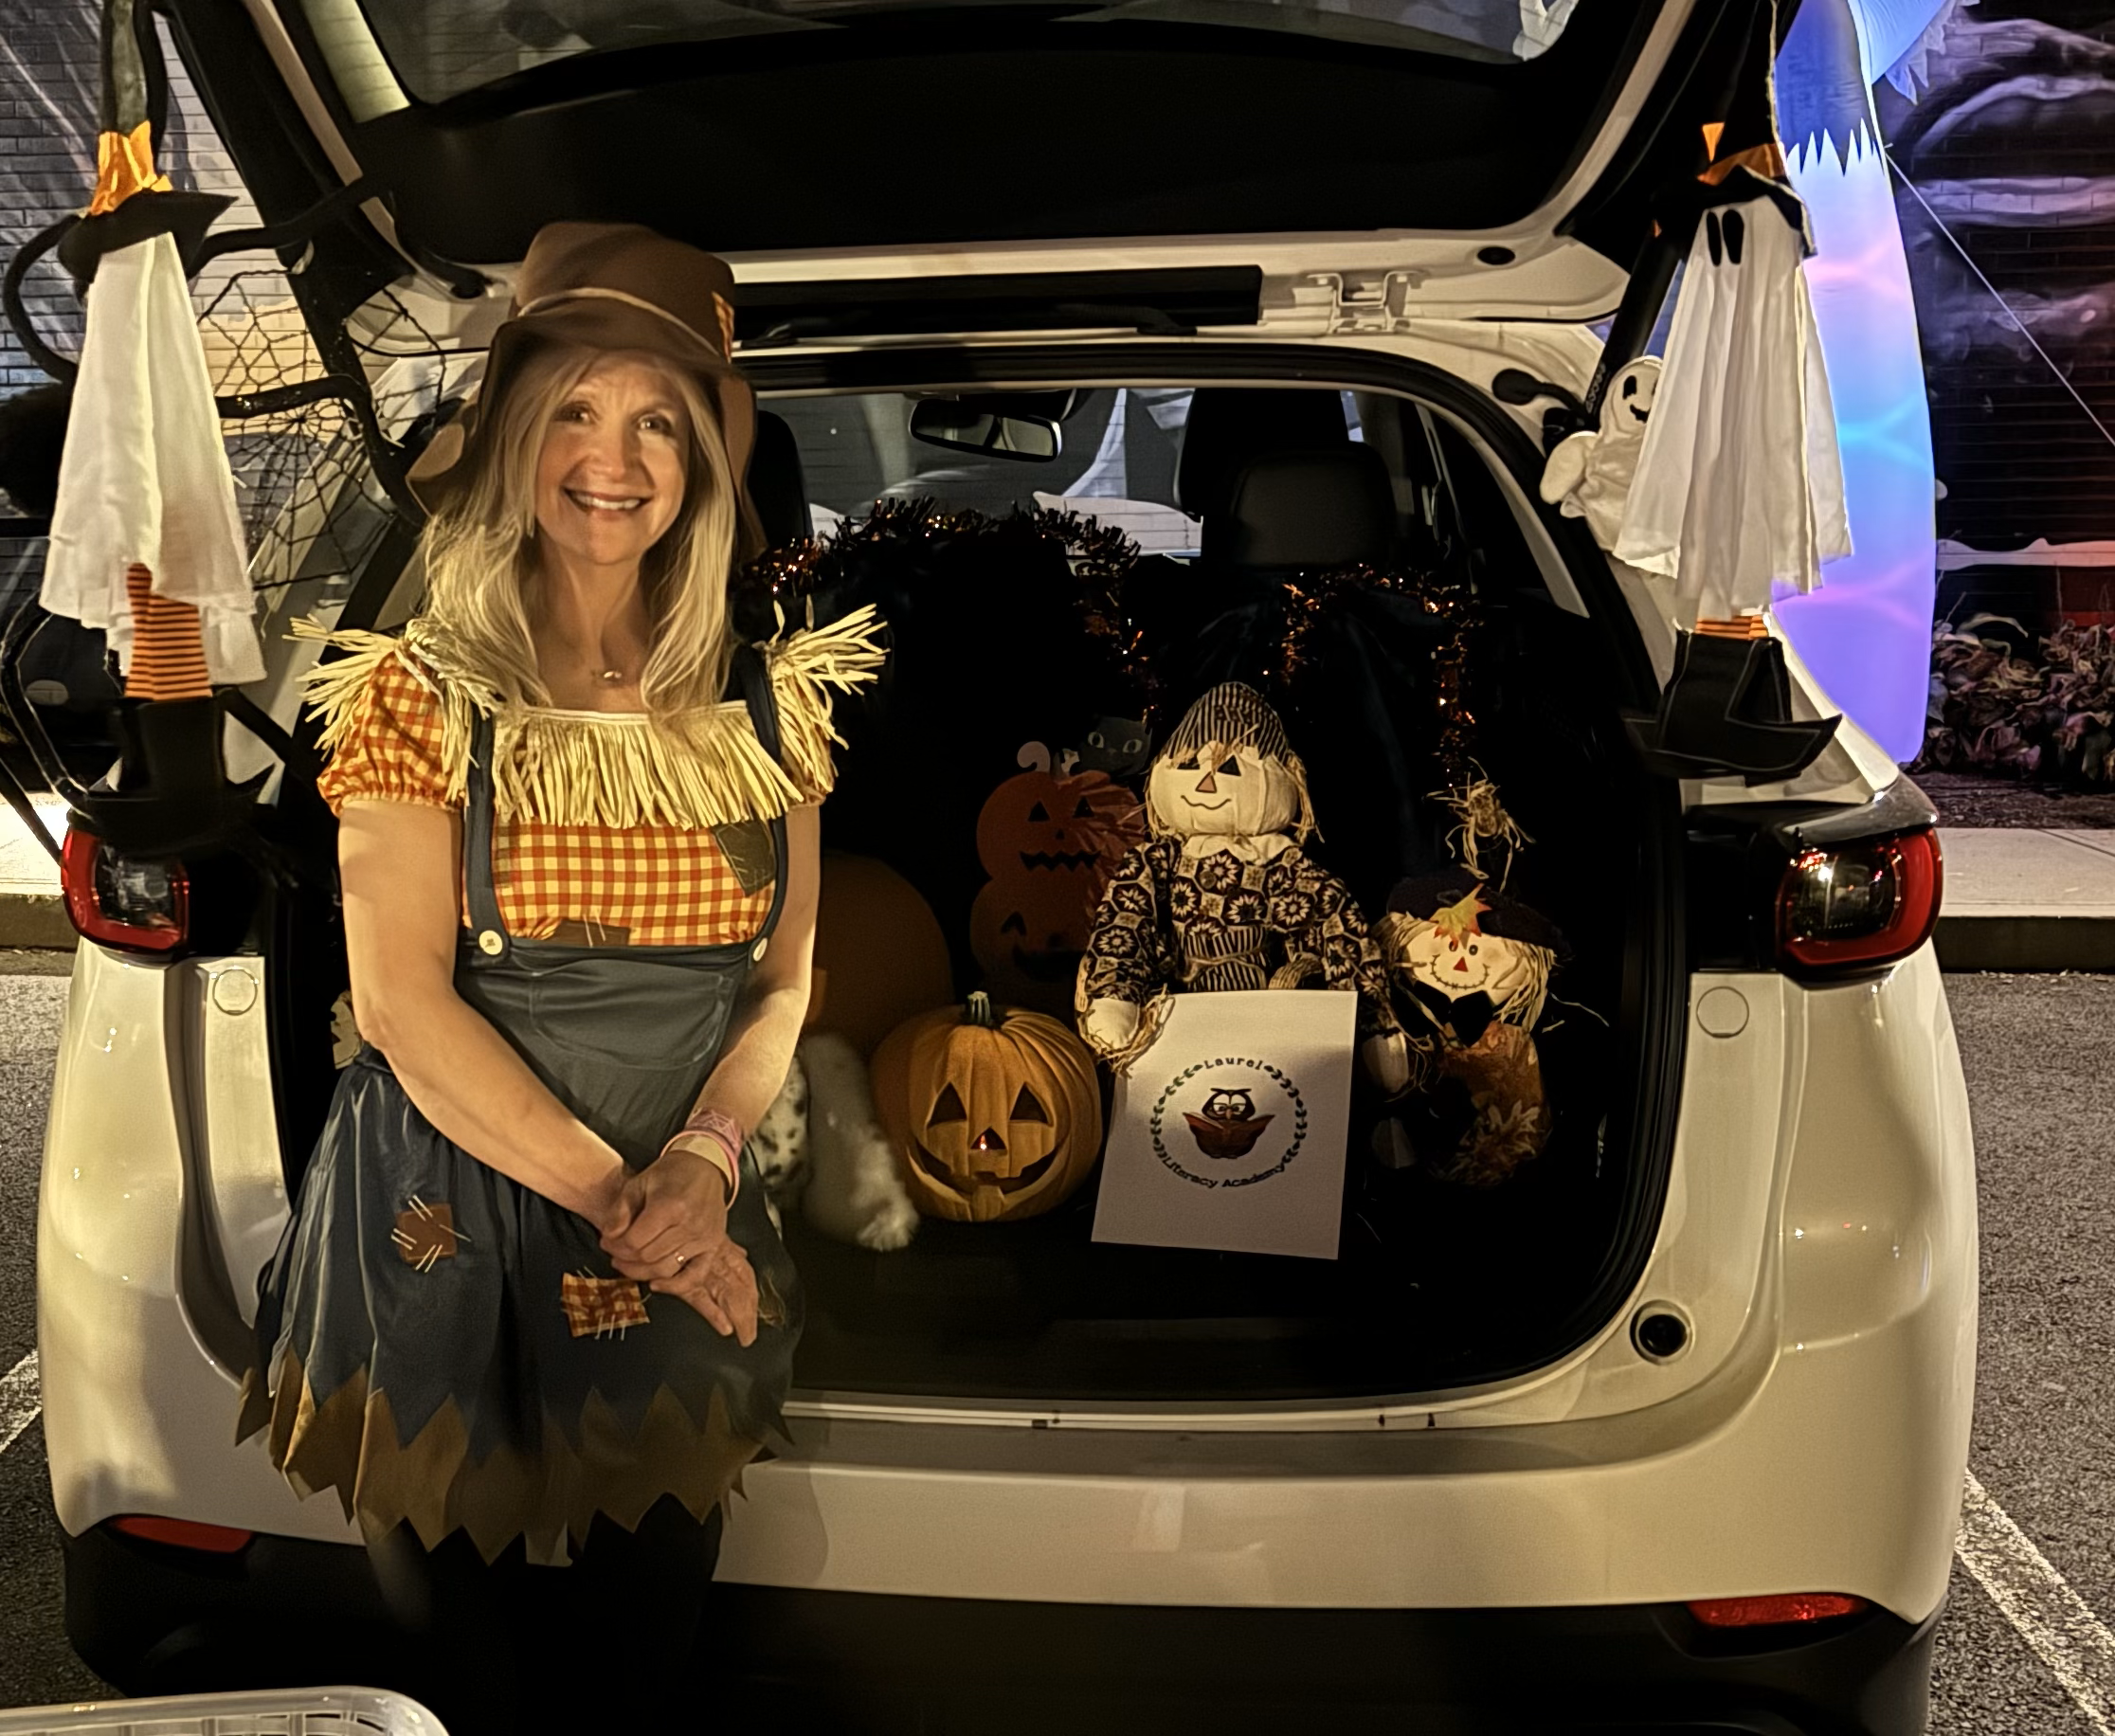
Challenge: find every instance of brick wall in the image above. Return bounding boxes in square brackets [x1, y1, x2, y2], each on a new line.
[0, 3, 98, 397]
[1879, 1, 2115, 573]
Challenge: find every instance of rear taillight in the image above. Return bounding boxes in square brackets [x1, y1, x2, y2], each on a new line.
[1688, 1593, 1870, 1628]
[62, 827, 190, 953]
[110, 1514, 253, 1553]
[1775, 827, 1942, 976]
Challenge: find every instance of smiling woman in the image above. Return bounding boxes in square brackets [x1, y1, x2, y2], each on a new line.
[235, 223, 884, 1735]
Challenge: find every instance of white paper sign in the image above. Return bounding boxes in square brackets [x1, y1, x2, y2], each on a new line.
[1092, 988, 1357, 1261]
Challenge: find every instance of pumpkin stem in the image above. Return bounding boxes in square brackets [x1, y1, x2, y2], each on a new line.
[965, 990, 1002, 1028]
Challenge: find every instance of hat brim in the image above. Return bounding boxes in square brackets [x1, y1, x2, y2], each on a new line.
[404, 297, 762, 554]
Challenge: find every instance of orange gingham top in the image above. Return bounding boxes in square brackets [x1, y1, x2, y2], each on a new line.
[317, 649, 790, 946]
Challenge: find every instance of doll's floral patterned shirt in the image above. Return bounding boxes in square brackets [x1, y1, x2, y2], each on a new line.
[317, 648, 815, 946]
[1082, 836, 1400, 1039]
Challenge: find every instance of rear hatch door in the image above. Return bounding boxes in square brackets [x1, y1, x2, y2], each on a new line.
[177, 0, 1773, 326]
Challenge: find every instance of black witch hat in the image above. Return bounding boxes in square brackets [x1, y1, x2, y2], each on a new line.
[1382, 869, 1568, 961]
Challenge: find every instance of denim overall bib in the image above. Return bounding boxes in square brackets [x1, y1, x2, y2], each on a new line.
[244, 647, 804, 1563]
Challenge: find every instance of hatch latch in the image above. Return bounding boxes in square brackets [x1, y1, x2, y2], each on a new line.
[1282, 270, 1429, 335]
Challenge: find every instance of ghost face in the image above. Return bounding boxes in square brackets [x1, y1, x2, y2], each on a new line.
[1148, 740, 1302, 839]
[1613, 356, 1660, 430]
[1400, 920, 1544, 1006]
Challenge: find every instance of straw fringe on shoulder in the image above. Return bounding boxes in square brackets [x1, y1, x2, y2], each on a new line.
[293, 606, 885, 827]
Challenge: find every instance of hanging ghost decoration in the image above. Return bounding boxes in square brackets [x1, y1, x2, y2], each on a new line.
[1538, 356, 1661, 553]
[1589, 1, 1851, 785]
[1076, 681, 1407, 1085]
[1371, 870, 1569, 1187]
[1613, 182, 1851, 621]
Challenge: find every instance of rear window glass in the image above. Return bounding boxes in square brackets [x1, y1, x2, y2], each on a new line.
[769, 387, 1365, 552]
[333, 0, 1583, 105]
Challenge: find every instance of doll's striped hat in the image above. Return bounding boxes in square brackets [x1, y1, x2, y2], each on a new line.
[1159, 682, 1293, 764]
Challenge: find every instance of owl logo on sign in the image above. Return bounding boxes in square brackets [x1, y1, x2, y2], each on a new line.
[1183, 1085, 1275, 1161]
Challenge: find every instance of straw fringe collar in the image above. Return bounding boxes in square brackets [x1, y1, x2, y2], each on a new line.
[293, 606, 885, 829]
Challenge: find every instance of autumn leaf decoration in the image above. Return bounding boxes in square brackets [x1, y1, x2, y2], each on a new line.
[1430, 887, 1491, 944]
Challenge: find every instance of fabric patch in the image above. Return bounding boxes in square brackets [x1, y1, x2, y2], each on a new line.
[560, 1273, 651, 1339]
[330, 991, 362, 1070]
[390, 1196, 465, 1272]
[711, 818, 777, 895]
[756, 1267, 790, 1331]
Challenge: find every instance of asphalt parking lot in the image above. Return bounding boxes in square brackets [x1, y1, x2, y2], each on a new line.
[0, 965, 2110, 1729]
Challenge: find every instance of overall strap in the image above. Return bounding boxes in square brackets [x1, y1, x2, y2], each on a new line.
[462, 710, 509, 952]
[730, 643, 791, 943]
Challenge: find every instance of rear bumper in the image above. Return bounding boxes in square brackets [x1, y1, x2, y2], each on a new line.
[64, 1521, 1937, 1735]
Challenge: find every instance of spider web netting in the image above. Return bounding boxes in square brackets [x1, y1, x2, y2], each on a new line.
[1, 12, 465, 640]
[199, 261, 462, 609]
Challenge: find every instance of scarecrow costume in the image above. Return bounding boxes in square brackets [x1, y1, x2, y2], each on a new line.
[238, 225, 885, 1568]
[1372, 871, 1569, 1187]
[1077, 682, 1401, 1073]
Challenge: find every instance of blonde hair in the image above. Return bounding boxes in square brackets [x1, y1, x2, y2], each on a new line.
[415, 340, 740, 732]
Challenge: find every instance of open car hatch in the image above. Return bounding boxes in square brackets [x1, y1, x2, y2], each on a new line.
[174, 0, 1781, 331]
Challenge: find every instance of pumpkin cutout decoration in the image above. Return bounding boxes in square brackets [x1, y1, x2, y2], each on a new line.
[968, 743, 1144, 1016]
[871, 991, 1104, 1223]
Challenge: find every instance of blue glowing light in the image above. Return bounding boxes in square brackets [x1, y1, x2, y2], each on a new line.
[1773, 0, 1946, 764]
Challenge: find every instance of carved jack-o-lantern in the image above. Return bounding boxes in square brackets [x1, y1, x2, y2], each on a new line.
[871, 991, 1104, 1223]
[969, 749, 1143, 1016]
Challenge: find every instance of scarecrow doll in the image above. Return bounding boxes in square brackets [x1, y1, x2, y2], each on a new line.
[1371, 870, 1569, 1186]
[1076, 681, 1408, 1085]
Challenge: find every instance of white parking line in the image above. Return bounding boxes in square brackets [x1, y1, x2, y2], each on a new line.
[1960, 1468, 2115, 1734]
[0, 1350, 37, 1456]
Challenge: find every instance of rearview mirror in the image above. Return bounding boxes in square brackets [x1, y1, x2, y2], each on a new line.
[909, 396, 1063, 463]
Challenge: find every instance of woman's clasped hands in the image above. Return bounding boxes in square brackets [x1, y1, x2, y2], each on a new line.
[599, 1147, 760, 1346]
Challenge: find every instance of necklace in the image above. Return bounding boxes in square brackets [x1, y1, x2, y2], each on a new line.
[597, 667, 625, 686]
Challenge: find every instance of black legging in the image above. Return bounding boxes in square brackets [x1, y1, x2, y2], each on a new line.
[365, 1495, 725, 1736]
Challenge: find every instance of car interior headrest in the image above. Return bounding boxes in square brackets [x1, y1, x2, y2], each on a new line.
[1202, 445, 1399, 571]
[1175, 388, 1350, 521]
[748, 410, 813, 550]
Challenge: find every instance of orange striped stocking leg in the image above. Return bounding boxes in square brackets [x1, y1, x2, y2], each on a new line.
[1692, 615, 1770, 642]
[122, 565, 214, 702]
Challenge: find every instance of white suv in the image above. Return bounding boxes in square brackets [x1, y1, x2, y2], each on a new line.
[17, 0, 1973, 1729]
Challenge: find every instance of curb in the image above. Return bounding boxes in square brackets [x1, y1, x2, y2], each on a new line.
[1935, 915, 2115, 973]
[0, 895, 76, 951]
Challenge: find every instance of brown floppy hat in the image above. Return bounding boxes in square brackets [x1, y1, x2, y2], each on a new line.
[407, 222, 763, 553]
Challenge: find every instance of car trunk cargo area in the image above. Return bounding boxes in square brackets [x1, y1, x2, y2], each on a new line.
[226, 348, 1682, 1412]
[721, 354, 1683, 1405]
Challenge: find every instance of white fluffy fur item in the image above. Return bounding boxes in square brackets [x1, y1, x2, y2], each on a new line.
[750, 1032, 919, 1252]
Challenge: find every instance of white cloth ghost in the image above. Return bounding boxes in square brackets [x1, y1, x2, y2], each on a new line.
[42, 232, 264, 685]
[1538, 355, 1661, 552]
[1613, 196, 1852, 620]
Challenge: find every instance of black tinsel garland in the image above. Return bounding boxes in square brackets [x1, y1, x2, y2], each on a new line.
[736, 498, 1161, 716]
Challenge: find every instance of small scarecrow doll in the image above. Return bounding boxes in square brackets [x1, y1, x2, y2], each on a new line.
[1372, 870, 1569, 1187]
[1076, 681, 1408, 1084]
